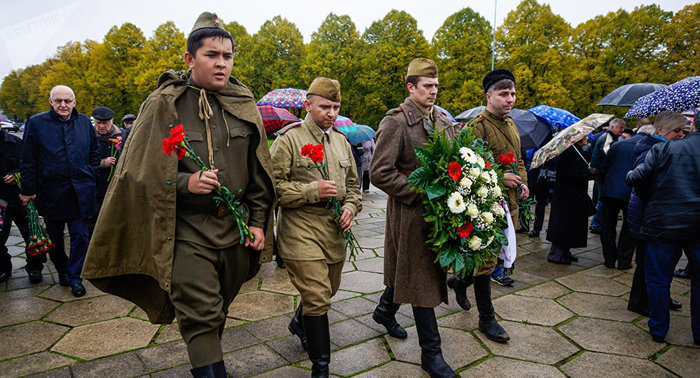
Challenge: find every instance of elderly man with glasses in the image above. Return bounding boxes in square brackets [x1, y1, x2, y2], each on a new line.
[19, 85, 100, 297]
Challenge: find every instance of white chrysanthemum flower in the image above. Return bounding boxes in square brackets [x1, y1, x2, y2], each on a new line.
[485, 235, 494, 247]
[459, 147, 477, 164]
[468, 167, 481, 178]
[476, 186, 489, 198]
[467, 203, 479, 218]
[476, 156, 485, 168]
[460, 177, 473, 189]
[480, 171, 491, 182]
[481, 212, 494, 224]
[489, 170, 498, 182]
[447, 192, 466, 214]
[493, 186, 502, 197]
[468, 236, 482, 250]
[491, 203, 505, 217]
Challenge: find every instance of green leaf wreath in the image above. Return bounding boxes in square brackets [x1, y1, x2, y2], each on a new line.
[407, 128, 510, 277]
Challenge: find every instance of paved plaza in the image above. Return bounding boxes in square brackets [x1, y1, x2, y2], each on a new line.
[0, 189, 697, 377]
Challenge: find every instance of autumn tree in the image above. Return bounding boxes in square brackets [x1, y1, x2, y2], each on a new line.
[0, 64, 48, 119]
[432, 7, 492, 117]
[496, 0, 573, 112]
[663, 3, 700, 79]
[358, 10, 431, 126]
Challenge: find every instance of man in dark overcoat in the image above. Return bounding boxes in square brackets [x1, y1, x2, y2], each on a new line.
[19, 85, 100, 297]
[370, 58, 457, 378]
[91, 106, 123, 213]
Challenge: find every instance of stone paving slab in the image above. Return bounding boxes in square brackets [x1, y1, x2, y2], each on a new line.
[559, 317, 663, 358]
[0, 321, 69, 360]
[656, 346, 700, 377]
[557, 292, 639, 322]
[387, 326, 487, 369]
[223, 343, 288, 376]
[493, 294, 575, 326]
[0, 352, 74, 377]
[556, 273, 630, 296]
[515, 280, 571, 299]
[0, 296, 59, 327]
[476, 321, 579, 364]
[636, 315, 697, 347]
[44, 294, 135, 327]
[561, 351, 675, 377]
[467, 356, 565, 377]
[355, 361, 428, 377]
[70, 352, 146, 377]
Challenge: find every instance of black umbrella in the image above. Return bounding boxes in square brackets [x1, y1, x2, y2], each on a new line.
[455, 106, 485, 120]
[597, 83, 667, 107]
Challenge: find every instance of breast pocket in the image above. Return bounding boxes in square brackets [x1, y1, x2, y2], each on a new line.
[229, 126, 250, 139]
[294, 156, 319, 181]
[338, 159, 351, 172]
[187, 130, 204, 143]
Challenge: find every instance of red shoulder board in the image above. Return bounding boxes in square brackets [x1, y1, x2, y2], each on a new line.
[275, 121, 302, 136]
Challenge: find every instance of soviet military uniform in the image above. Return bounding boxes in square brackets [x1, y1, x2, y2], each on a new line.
[271, 114, 362, 316]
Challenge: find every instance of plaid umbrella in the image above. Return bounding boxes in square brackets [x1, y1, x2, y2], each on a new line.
[257, 88, 307, 108]
[625, 76, 700, 118]
[528, 105, 580, 129]
[531, 114, 613, 169]
[257, 105, 300, 133]
[335, 115, 354, 128]
[597, 83, 667, 107]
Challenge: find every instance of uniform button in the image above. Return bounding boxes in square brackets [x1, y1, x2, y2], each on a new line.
[212, 125, 217, 129]
[242, 131, 246, 136]
[166, 236, 172, 241]
[165, 180, 172, 185]
[215, 147, 220, 152]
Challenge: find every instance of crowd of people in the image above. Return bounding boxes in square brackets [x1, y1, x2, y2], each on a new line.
[0, 10, 697, 378]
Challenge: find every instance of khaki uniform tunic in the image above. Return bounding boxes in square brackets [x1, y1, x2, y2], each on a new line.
[270, 114, 362, 264]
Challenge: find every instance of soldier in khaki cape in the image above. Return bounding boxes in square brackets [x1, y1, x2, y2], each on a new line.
[449, 69, 528, 343]
[82, 12, 276, 378]
[370, 58, 457, 378]
[270, 77, 362, 377]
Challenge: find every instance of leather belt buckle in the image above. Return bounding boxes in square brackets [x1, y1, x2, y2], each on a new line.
[216, 205, 228, 217]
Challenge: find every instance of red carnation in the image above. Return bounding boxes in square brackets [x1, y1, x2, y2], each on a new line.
[484, 160, 491, 168]
[457, 222, 473, 238]
[170, 124, 185, 137]
[309, 149, 324, 163]
[170, 131, 184, 145]
[175, 146, 187, 160]
[301, 143, 314, 157]
[498, 152, 514, 165]
[448, 162, 462, 182]
[162, 137, 176, 155]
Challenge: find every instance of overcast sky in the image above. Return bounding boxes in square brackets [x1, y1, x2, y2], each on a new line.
[0, 0, 692, 79]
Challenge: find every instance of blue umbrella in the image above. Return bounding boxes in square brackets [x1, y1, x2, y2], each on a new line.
[434, 105, 456, 123]
[625, 76, 700, 118]
[528, 105, 581, 129]
[336, 124, 375, 144]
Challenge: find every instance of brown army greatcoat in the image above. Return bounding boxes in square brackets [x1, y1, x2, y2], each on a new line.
[371, 98, 454, 308]
[82, 70, 276, 324]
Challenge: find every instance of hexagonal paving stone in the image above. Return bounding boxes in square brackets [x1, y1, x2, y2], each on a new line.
[492, 295, 574, 326]
[339, 271, 385, 293]
[260, 274, 299, 295]
[38, 281, 105, 302]
[328, 319, 381, 348]
[243, 315, 293, 341]
[556, 273, 630, 296]
[228, 291, 294, 321]
[611, 272, 633, 287]
[515, 281, 571, 299]
[436, 310, 479, 331]
[353, 257, 385, 274]
[559, 317, 663, 358]
[137, 340, 189, 372]
[44, 295, 135, 326]
[356, 237, 385, 249]
[256, 366, 310, 378]
[579, 265, 625, 278]
[656, 346, 700, 377]
[70, 352, 145, 377]
[0, 286, 46, 301]
[0, 321, 69, 360]
[561, 351, 674, 377]
[476, 321, 579, 364]
[328, 338, 390, 376]
[0, 296, 59, 326]
[0, 352, 74, 377]
[557, 292, 638, 322]
[332, 296, 377, 318]
[223, 344, 287, 376]
[51, 317, 159, 360]
[387, 326, 487, 369]
[467, 356, 564, 377]
[355, 361, 428, 377]
[636, 315, 696, 347]
[155, 323, 182, 343]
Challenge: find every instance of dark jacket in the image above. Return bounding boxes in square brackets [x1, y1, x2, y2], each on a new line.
[546, 144, 592, 248]
[590, 130, 618, 170]
[626, 132, 700, 241]
[95, 127, 123, 206]
[599, 133, 645, 201]
[19, 107, 100, 220]
[0, 130, 23, 206]
[627, 134, 664, 238]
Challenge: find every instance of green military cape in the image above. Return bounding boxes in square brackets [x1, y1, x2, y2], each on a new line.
[82, 70, 276, 324]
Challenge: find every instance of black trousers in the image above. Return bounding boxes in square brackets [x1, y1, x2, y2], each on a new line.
[628, 238, 648, 312]
[600, 197, 635, 267]
[531, 186, 550, 233]
[0, 202, 45, 272]
[362, 170, 370, 191]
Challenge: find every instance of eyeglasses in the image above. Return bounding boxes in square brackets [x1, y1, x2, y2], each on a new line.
[51, 98, 74, 104]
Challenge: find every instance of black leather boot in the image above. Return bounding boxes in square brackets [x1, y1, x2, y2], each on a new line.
[473, 275, 510, 343]
[447, 274, 472, 311]
[412, 306, 457, 378]
[372, 287, 407, 339]
[289, 304, 307, 351]
[303, 314, 330, 378]
[190, 361, 226, 378]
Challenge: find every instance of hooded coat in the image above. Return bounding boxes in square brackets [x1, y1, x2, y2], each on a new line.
[82, 70, 276, 324]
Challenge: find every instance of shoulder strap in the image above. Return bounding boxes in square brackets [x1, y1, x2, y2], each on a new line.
[275, 121, 302, 136]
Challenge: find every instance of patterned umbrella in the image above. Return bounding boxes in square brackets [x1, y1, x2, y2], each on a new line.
[334, 115, 354, 128]
[336, 124, 375, 144]
[625, 76, 700, 118]
[257, 88, 307, 108]
[531, 114, 613, 169]
[257, 105, 300, 133]
[597, 83, 667, 107]
[528, 105, 581, 129]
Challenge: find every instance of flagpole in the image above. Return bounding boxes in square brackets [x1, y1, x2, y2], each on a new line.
[492, 0, 497, 70]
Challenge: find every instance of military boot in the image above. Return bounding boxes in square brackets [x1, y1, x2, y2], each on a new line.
[288, 304, 307, 351]
[413, 306, 457, 378]
[303, 314, 330, 378]
[473, 275, 510, 343]
[372, 286, 407, 339]
[447, 274, 472, 311]
[190, 361, 226, 378]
